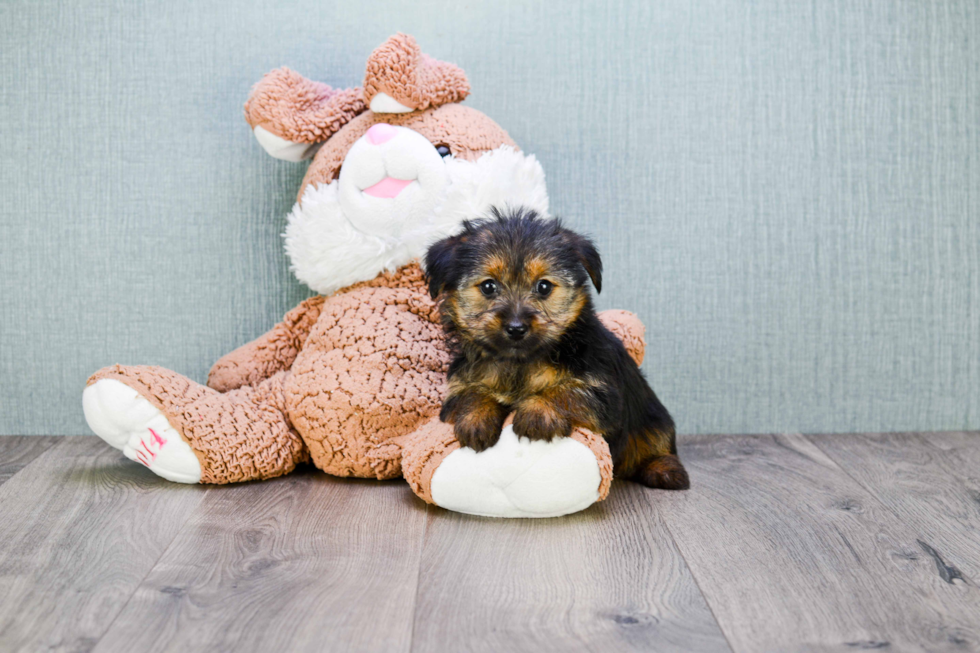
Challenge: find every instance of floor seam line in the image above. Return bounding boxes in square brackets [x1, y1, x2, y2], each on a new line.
[407, 501, 429, 653]
[654, 484, 739, 653]
[802, 432, 920, 527]
[88, 485, 213, 651]
[0, 436, 67, 490]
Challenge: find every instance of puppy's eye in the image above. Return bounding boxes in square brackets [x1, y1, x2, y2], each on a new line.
[535, 280, 554, 297]
[479, 279, 498, 297]
[435, 144, 452, 158]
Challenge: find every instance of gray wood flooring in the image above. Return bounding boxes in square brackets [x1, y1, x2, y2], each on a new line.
[0, 433, 977, 652]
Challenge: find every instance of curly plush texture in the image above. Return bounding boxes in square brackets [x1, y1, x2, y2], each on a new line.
[283, 265, 450, 479]
[363, 33, 470, 111]
[244, 67, 366, 143]
[400, 418, 460, 503]
[208, 296, 326, 392]
[568, 428, 614, 501]
[597, 309, 647, 366]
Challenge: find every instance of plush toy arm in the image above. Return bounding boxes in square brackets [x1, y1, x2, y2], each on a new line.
[400, 416, 613, 518]
[399, 418, 459, 505]
[598, 309, 647, 366]
[244, 67, 366, 161]
[207, 296, 325, 392]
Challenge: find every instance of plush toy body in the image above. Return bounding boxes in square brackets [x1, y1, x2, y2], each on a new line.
[83, 34, 648, 518]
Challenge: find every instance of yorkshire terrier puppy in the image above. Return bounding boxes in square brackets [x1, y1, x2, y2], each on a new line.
[425, 208, 689, 490]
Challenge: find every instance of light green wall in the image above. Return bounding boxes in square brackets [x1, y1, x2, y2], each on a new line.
[1, 0, 977, 435]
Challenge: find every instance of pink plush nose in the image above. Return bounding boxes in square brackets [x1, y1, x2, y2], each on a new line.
[366, 123, 398, 145]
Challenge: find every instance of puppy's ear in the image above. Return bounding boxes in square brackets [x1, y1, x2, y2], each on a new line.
[425, 232, 465, 299]
[571, 233, 603, 293]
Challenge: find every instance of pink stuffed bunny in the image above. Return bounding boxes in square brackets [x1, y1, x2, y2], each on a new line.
[83, 34, 646, 518]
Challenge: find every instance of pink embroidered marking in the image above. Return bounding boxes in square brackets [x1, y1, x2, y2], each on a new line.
[149, 428, 167, 447]
[134, 428, 168, 467]
[136, 439, 156, 464]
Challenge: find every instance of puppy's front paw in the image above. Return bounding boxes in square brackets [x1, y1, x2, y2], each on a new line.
[441, 391, 508, 452]
[454, 415, 505, 452]
[513, 403, 573, 442]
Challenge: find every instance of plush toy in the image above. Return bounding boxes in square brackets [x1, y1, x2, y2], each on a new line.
[82, 34, 648, 518]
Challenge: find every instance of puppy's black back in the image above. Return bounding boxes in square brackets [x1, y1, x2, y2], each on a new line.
[555, 305, 678, 474]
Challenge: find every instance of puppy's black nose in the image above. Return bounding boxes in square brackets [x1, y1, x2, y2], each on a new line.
[505, 322, 529, 340]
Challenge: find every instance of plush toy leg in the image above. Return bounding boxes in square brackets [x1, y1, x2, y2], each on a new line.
[84, 365, 308, 484]
[401, 417, 613, 518]
[83, 377, 202, 483]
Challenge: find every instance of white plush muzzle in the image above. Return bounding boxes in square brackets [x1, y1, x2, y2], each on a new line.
[337, 124, 450, 237]
[284, 130, 550, 296]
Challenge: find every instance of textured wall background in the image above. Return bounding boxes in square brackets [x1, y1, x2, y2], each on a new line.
[1, 0, 978, 435]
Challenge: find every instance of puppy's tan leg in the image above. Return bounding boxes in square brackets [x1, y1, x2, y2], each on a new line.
[633, 454, 690, 490]
[440, 390, 508, 452]
[512, 389, 584, 442]
[620, 426, 690, 490]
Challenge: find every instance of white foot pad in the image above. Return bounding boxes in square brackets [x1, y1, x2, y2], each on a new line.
[82, 379, 202, 484]
[430, 425, 601, 518]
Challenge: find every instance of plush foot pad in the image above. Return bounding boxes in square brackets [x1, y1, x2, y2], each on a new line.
[82, 379, 202, 483]
[430, 425, 602, 518]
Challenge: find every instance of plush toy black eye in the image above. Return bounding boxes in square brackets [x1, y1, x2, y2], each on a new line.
[535, 280, 553, 297]
[436, 144, 452, 158]
[479, 279, 498, 296]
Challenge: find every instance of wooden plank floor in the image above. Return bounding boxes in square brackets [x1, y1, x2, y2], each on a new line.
[0, 433, 978, 653]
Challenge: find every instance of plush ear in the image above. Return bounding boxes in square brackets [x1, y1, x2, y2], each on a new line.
[424, 232, 466, 299]
[363, 33, 470, 113]
[244, 67, 366, 156]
